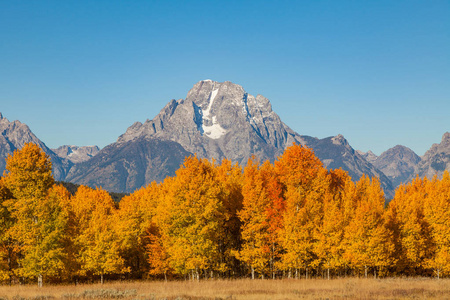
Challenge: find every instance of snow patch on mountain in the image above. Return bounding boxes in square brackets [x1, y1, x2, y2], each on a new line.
[201, 88, 227, 139]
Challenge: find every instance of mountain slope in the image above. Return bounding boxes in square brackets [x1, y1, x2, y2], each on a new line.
[0, 113, 70, 180]
[303, 135, 394, 198]
[64, 137, 192, 193]
[373, 145, 421, 188]
[415, 132, 450, 180]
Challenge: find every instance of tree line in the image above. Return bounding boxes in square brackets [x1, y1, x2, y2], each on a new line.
[0, 142, 449, 286]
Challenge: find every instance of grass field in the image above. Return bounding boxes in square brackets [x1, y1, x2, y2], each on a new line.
[0, 277, 449, 299]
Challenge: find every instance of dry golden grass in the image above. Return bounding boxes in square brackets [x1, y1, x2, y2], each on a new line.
[0, 277, 449, 300]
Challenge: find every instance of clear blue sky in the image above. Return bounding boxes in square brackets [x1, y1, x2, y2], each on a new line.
[0, 1, 449, 156]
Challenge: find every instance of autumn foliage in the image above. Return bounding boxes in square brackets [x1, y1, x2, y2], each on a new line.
[1, 142, 450, 285]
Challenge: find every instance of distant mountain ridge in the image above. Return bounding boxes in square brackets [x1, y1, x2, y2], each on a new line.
[52, 145, 100, 164]
[2, 81, 450, 198]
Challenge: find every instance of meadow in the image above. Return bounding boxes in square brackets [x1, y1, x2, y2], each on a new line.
[1, 278, 450, 300]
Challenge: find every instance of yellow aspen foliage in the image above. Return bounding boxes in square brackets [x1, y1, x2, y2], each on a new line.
[423, 171, 450, 278]
[387, 177, 434, 274]
[342, 176, 395, 277]
[315, 169, 352, 278]
[275, 144, 328, 277]
[237, 159, 283, 279]
[3, 143, 53, 201]
[2, 143, 65, 286]
[115, 181, 161, 277]
[0, 178, 16, 283]
[155, 156, 227, 278]
[71, 186, 125, 283]
[147, 226, 171, 281]
[213, 159, 243, 274]
[18, 184, 71, 282]
[237, 159, 272, 279]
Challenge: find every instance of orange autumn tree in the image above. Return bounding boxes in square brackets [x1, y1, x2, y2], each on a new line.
[423, 172, 450, 278]
[387, 177, 434, 275]
[342, 175, 395, 278]
[0, 178, 16, 284]
[70, 186, 125, 284]
[115, 182, 161, 278]
[147, 177, 174, 279]
[213, 159, 243, 276]
[155, 157, 228, 279]
[275, 143, 328, 278]
[237, 158, 283, 279]
[315, 169, 352, 279]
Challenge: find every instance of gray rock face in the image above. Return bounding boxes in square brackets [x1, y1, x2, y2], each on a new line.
[303, 134, 395, 198]
[373, 145, 421, 188]
[52, 145, 100, 164]
[118, 80, 305, 165]
[0, 113, 69, 180]
[416, 132, 450, 180]
[357, 150, 378, 164]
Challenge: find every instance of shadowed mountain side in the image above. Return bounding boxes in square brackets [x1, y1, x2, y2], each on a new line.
[64, 138, 192, 193]
[302, 134, 395, 199]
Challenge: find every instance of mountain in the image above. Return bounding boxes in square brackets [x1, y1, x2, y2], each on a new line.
[64, 138, 191, 193]
[372, 145, 421, 188]
[415, 132, 450, 180]
[303, 135, 394, 198]
[52, 145, 100, 164]
[65, 80, 394, 196]
[117, 80, 305, 165]
[0, 113, 69, 180]
[357, 150, 378, 164]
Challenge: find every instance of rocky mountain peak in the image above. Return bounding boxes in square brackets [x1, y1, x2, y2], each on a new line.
[331, 134, 350, 147]
[357, 150, 378, 164]
[415, 132, 450, 180]
[116, 80, 303, 164]
[440, 132, 450, 147]
[0, 113, 70, 180]
[373, 145, 421, 188]
[52, 145, 100, 164]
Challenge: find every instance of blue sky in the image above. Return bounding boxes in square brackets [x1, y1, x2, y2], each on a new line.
[0, 0, 449, 156]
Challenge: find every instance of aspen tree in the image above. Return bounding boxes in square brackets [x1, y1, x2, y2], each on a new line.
[343, 176, 395, 277]
[155, 157, 226, 278]
[0, 178, 16, 284]
[115, 182, 160, 278]
[71, 186, 125, 284]
[423, 172, 450, 278]
[388, 177, 434, 275]
[275, 144, 327, 278]
[2, 143, 63, 286]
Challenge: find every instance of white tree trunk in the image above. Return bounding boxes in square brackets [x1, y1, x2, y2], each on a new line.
[38, 274, 43, 288]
